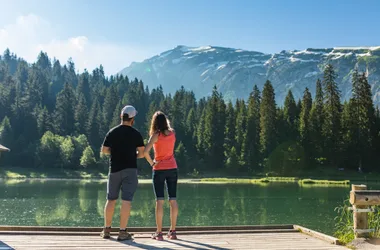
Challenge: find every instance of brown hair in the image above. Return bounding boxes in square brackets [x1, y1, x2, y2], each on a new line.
[149, 111, 172, 136]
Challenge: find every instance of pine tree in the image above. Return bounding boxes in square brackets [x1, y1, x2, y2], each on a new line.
[51, 59, 64, 99]
[350, 71, 376, 170]
[224, 101, 236, 170]
[175, 142, 189, 173]
[235, 99, 247, 161]
[322, 64, 341, 166]
[0, 116, 13, 149]
[299, 88, 313, 167]
[102, 85, 118, 130]
[53, 83, 76, 135]
[242, 85, 261, 171]
[65, 58, 78, 87]
[185, 107, 197, 157]
[260, 80, 277, 157]
[341, 100, 357, 169]
[310, 79, 324, 159]
[35, 105, 51, 137]
[75, 94, 88, 135]
[172, 87, 186, 142]
[196, 108, 206, 160]
[86, 98, 103, 149]
[203, 86, 226, 168]
[77, 70, 91, 106]
[24, 65, 49, 111]
[226, 146, 239, 174]
[110, 101, 122, 128]
[283, 90, 297, 140]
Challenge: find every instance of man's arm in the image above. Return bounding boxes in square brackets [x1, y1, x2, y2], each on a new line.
[101, 132, 112, 155]
[137, 146, 145, 159]
[101, 146, 111, 155]
[136, 132, 145, 159]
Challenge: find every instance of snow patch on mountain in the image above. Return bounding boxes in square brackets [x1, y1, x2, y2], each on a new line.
[119, 44, 380, 105]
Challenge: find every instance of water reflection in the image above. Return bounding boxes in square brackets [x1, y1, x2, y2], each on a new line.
[0, 180, 360, 235]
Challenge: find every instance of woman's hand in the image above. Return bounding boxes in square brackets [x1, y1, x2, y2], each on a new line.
[151, 160, 159, 167]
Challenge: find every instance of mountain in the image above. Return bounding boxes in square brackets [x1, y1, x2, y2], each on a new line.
[119, 45, 380, 105]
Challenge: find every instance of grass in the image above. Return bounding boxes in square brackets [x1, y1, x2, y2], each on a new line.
[299, 179, 350, 185]
[200, 177, 349, 185]
[334, 198, 380, 245]
[1, 166, 378, 186]
[4, 170, 27, 179]
[0, 167, 107, 180]
[334, 193, 380, 246]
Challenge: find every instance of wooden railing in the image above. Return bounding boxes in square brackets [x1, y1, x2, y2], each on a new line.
[350, 184, 380, 238]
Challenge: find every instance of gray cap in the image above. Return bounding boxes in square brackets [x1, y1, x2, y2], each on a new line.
[121, 105, 138, 118]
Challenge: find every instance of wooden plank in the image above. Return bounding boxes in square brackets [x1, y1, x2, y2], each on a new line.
[350, 185, 370, 238]
[0, 229, 298, 236]
[0, 224, 294, 232]
[293, 225, 342, 245]
[0, 232, 348, 250]
[350, 190, 380, 206]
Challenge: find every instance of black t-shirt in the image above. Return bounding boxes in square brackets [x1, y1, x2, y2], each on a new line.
[102, 125, 144, 173]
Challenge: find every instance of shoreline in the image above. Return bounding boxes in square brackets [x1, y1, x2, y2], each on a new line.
[0, 176, 352, 185]
[1, 167, 378, 185]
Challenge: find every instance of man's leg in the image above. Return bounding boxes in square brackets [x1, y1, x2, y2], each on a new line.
[119, 200, 132, 229]
[101, 171, 121, 238]
[117, 169, 138, 241]
[104, 200, 117, 227]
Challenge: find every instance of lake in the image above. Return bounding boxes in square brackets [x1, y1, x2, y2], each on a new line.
[0, 179, 374, 236]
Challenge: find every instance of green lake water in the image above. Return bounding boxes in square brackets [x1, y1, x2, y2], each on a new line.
[0, 180, 374, 236]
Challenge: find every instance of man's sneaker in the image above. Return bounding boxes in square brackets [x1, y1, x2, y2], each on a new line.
[100, 227, 111, 239]
[167, 230, 177, 240]
[117, 230, 133, 241]
[152, 232, 164, 241]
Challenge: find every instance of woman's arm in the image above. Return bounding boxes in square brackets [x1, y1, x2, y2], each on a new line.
[144, 133, 159, 167]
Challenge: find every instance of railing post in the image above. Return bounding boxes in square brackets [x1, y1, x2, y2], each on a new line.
[350, 184, 368, 238]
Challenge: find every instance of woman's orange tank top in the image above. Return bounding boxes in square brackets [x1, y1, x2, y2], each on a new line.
[153, 131, 177, 170]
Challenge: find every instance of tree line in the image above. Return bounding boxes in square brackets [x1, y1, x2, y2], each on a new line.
[1, 49, 379, 176]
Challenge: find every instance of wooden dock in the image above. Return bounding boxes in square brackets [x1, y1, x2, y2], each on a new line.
[0, 225, 347, 249]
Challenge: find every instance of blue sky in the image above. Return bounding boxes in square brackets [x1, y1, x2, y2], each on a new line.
[1, 0, 379, 74]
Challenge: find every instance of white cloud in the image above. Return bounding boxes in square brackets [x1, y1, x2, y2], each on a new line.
[0, 14, 154, 75]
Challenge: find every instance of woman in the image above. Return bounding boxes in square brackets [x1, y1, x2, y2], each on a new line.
[144, 111, 178, 241]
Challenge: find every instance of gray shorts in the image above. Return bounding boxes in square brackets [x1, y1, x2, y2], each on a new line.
[107, 168, 138, 201]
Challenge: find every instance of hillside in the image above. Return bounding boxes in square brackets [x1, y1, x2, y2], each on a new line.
[120, 45, 380, 104]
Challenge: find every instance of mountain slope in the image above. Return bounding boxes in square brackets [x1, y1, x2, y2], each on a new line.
[119, 45, 380, 105]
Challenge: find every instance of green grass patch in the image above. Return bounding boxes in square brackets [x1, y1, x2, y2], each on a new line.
[335, 199, 380, 245]
[299, 179, 350, 185]
[200, 178, 253, 183]
[200, 177, 349, 185]
[4, 170, 27, 179]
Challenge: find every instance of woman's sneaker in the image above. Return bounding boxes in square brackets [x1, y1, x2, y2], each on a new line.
[167, 230, 177, 240]
[152, 232, 164, 241]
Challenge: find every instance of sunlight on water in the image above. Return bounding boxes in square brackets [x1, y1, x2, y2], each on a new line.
[0, 180, 368, 235]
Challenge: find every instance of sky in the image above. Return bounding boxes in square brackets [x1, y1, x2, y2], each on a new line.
[1, 0, 379, 75]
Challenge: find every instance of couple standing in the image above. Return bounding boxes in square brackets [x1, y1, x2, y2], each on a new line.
[100, 105, 178, 241]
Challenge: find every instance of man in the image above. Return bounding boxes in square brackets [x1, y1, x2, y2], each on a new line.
[100, 105, 145, 241]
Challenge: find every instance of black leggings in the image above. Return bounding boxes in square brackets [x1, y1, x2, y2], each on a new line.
[152, 168, 178, 200]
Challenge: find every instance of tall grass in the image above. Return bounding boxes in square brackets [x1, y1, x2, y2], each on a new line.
[334, 198, 380, 244]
